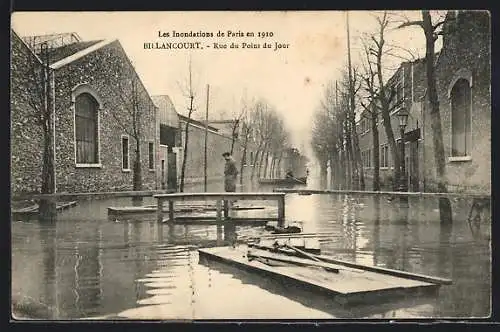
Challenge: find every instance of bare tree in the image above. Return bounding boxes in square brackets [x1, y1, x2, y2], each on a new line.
[22, 42, 56, 221]
[229, 105, 246, 155]
[177, 58, 198, 192]
[363, 11, 407, 190]
[108, 60, 151, 194]
[398, 10, 452, 222]
[359, 40, 382, 191]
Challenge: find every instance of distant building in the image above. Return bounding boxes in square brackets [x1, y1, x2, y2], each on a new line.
[357, 56, 428, 191]
[151, 95, 181, 190]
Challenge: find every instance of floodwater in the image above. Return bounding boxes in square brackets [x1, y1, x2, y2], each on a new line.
[11, 174, 491, 320]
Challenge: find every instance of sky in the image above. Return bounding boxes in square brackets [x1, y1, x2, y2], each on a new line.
[12, 11, 438, 159]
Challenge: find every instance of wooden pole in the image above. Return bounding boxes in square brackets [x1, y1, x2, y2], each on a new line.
[204, 84, 210, 192]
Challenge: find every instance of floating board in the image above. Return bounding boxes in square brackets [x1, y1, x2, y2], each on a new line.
[198, 246, 444, 306]
[12, 201, 78, 218]
[258, 177, 307, 185]
[108, 205, 266, 216]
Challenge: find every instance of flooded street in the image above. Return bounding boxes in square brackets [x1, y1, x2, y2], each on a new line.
[11, 175, 491, 320]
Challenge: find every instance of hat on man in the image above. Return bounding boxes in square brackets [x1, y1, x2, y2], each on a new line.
[222, 152, 231, 157]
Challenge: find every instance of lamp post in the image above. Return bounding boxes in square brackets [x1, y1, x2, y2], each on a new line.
[397, 107, 409, 193]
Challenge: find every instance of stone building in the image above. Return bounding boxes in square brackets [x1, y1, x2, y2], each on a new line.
[11, 30, 158, 195]
[356, 10, 490, 193]
[11, 29, 298, 196]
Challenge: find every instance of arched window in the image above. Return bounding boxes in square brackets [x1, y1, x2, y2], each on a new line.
[75, 93, 99, 164]
[450, 78, 471, 157]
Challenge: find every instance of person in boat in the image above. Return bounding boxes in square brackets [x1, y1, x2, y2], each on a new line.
[223, 152, 238, 192]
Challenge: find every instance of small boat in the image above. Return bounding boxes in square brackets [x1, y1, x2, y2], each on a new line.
[258, 177, 307, 185]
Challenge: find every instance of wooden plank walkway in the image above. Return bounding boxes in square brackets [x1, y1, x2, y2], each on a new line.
[154, 192, 286, 226]
[198, 246, 442, 306]
[274, 188, 490, 199]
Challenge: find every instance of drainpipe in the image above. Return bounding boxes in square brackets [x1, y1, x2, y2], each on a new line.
[51, 69, 57, 193]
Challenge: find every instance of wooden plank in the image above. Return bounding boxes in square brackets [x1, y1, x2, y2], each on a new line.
[198, 247, 440, 306]
[215, 200, 222, 222]
[247, 250, 339, 273]
[108, 205, 265, 215]
[273, 188, 490, 199]
[311, 254, 452, 285]
[164, 219, 268, 226]
[277, 196, 285, 227]
[168, 200, 174, 222]
[13, 189, 176, 201]
[153, 192, 286, 200]
[157, 198, 163, 223]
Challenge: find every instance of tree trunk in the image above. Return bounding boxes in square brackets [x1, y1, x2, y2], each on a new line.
[230, 136, 236, 155]
[257, 145, 267, 178]
[133, 138, 142, 191]
[179, 121, 190, 192]
[250, 148, 261, 180]
[372, 114, 381, 191]
[345, 119, 354, 190]
[422, 10, 452, 223]
[132, 138, 143, 205]
[239, 134, 248, 185]
[263, 151, 270, 178]
[38, 68, 56, 222]
[276, 153, 282, 178]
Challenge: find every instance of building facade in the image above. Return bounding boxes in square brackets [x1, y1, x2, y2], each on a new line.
[356, 10, 490, 193]
[357, 57, 427, 191]
[422, 10, 490, 193]
[11, 31, 158, 195]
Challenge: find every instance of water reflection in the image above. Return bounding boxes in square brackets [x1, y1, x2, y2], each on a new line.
[74, 222, 103, 316]
[11, 177, 491, 319]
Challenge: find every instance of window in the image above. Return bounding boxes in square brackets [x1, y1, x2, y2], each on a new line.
[362, 149, 372, 168]
[250, 151, 254, 166]
[148, 142, 154, 170]
[381, 145, 389, 168]
[75, 93, 99, 164]
[122, 136, 129, 170]
[451, 78, 471, 157]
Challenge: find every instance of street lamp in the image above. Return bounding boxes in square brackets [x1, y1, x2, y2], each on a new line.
[397, 107, 409, 192]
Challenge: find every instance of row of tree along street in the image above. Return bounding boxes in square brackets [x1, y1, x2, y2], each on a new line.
[311, 10, 453, 222]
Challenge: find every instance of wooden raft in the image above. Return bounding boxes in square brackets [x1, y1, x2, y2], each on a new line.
[198, 246, 448, 306]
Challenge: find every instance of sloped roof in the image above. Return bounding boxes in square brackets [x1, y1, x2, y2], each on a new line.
[42, 40, 103, 64]
[151, 95, 179, 127]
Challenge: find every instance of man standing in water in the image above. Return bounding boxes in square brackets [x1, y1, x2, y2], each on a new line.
[222, 152, 238, 192]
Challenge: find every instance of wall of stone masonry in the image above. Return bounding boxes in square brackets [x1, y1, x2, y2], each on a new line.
[422, 11, 491, 193]
[52, 41, 158, 193]
[10, 32, 45, 195]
